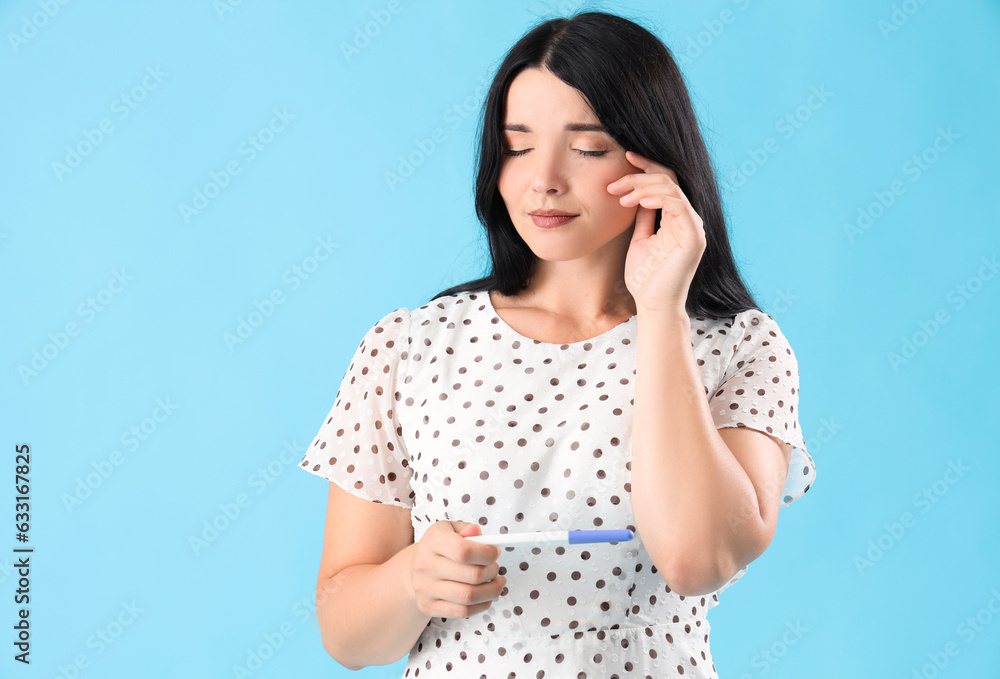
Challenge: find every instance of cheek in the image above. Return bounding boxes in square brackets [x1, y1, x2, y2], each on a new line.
[497, 164, 518, 199]
[592, 169, 636, 213]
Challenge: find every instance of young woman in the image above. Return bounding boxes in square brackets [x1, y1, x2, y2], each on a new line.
[300, 11, 816, 678]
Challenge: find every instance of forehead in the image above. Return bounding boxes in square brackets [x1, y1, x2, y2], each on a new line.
[503, 67, 599, 126]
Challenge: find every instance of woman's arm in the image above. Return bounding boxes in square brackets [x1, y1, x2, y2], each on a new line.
[631, 311, 791, 597]
[317, 545, 430, 670]
[314, 483, 430, 670]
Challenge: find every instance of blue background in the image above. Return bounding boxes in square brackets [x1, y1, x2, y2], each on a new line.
[2, 0, 998, 677]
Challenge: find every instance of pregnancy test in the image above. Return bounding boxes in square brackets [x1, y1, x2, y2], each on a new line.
[465, 529, 634, 547]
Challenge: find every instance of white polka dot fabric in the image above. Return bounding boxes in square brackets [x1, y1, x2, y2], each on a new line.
[300, 290, 816, 678]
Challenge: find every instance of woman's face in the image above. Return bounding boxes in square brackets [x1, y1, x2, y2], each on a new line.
[497, 66, 641, 264]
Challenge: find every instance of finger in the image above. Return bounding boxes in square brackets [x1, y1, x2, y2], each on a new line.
[624, 150, 673, 179]
[430, 598, 494, 620]
[443, 521, 502, 562]
[625, 150, 678, 183]
[610, 175, 685, 196]
[619, 190, 689, 213]
[442, 533, 501, 566]
[457, 523, 480, 537]
[619, 182, 687, 202]
[432, 553, 501, 585]
[631, 204, 657, 241]
[432, 576, 505, 612]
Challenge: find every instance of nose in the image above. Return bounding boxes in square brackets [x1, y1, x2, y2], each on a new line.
[529, 146, 568, 195]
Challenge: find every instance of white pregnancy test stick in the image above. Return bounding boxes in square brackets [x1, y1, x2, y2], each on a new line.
[465, 529, 634, 547]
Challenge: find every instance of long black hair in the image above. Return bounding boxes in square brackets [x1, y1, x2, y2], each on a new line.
[428, 11, 760, 320]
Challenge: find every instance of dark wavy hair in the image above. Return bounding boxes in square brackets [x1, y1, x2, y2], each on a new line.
[428, 11, 760, 319]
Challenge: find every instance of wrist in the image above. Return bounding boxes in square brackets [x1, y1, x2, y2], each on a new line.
[400, 542, 418, 605]
[636, 306, 691, 331]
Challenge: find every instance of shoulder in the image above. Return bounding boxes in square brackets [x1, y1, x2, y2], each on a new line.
[688, 309, 798, 387]
[407, 289, 485, 336]
[728, 309, 796, 360]
[730, 308, 783, 335]
[352, 306, 413, 366]
[687, 310, 757, 358]
[364, 306, 411, 343]
[691, 309, 792, 355]
[712, 310, 801, 394]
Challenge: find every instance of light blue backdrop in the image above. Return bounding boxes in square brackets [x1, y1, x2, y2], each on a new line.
[2, 0, 998, 677]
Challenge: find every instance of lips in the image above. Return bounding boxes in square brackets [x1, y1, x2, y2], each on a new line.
[530, 213, 578, 228]
[529, 209, 578, 217]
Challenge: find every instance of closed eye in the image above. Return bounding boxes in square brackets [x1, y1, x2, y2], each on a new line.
[502, 148, 608, 157]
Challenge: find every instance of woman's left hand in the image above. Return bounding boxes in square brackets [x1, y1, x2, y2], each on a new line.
[607, 150, 707, 316]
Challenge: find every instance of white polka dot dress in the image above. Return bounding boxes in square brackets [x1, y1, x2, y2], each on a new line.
[300, 290, 816, 678]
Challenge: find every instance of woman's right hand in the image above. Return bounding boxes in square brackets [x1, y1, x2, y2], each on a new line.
[406, 521, 506, 619]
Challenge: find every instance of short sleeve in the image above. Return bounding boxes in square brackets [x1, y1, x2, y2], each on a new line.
[298, 307, 415, 509]
[709, 309, 816, 509]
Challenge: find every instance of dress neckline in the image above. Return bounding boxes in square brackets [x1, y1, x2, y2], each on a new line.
[478, 290, 637, 348]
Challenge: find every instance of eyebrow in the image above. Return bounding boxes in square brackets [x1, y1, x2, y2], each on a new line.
[503, 123, 609, 134]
